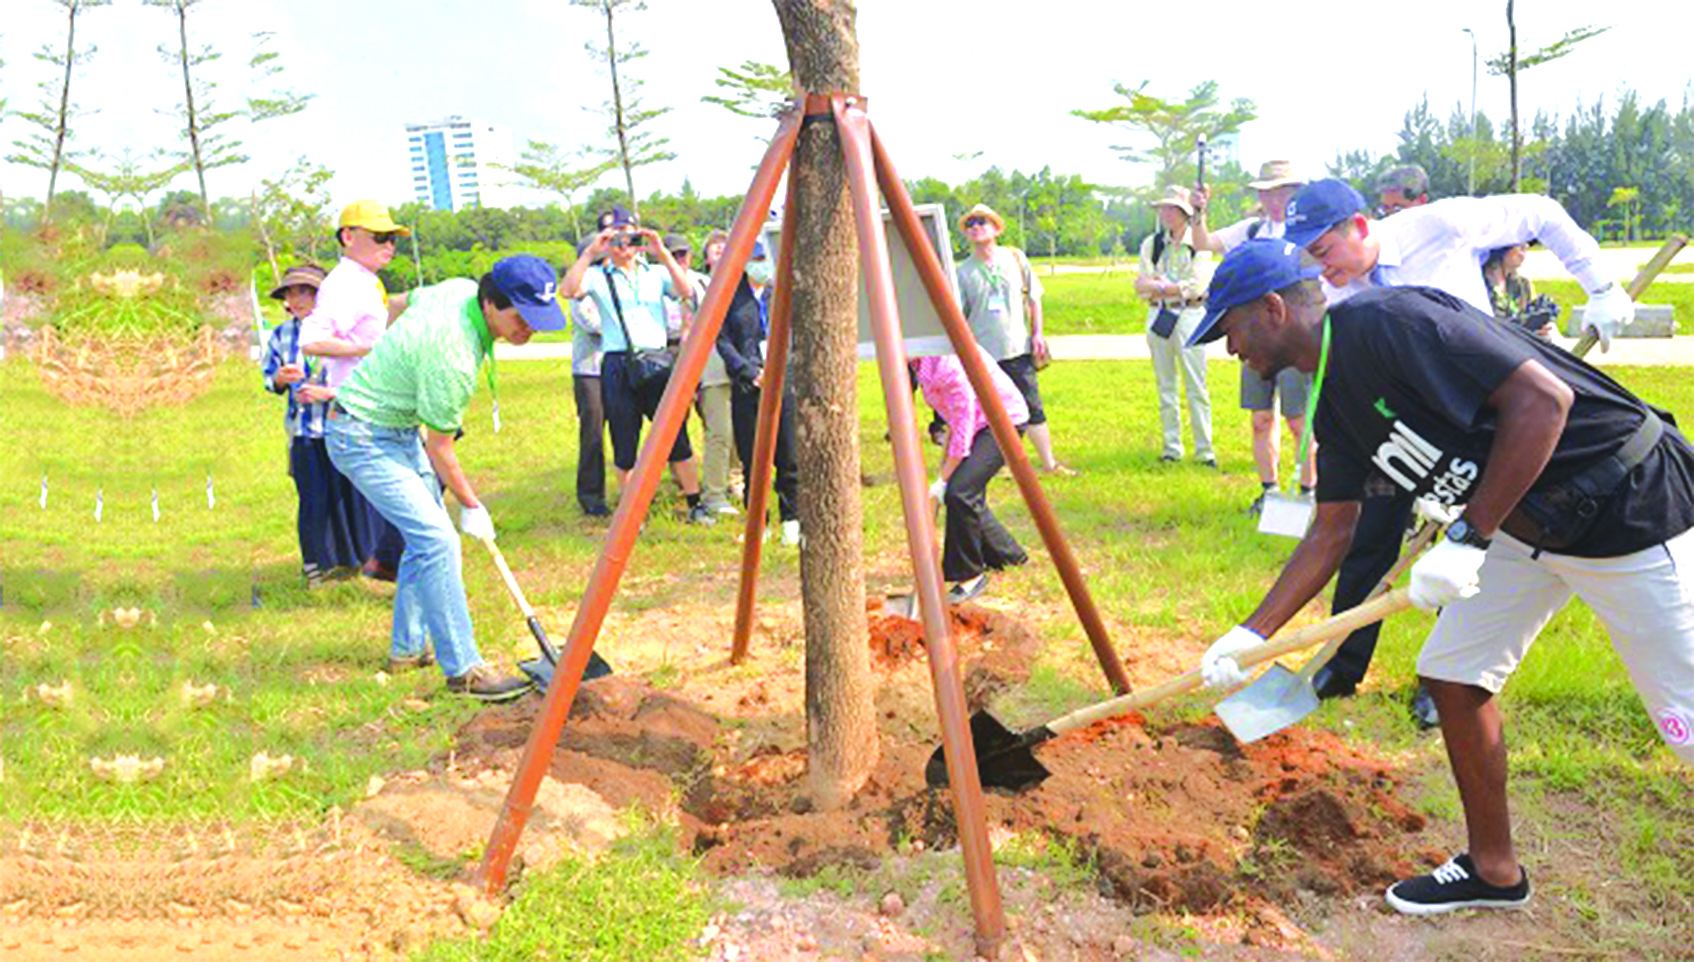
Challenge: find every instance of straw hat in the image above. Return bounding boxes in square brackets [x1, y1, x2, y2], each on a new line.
[268, 264, 327, 300]
[1248, 160, 1303, 190]
[1150, 185, 1194, 218]
[958, 203, 1006, 233]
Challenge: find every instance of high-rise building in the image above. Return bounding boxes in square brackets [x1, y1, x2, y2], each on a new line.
[404, 116, 517, 211]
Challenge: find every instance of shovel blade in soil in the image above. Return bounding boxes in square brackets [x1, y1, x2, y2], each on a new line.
[1215, 664, 1319, 744]
[883, 593, 918, 620]
[925, 709, 1053, 792]
[518, 650, 614, 692]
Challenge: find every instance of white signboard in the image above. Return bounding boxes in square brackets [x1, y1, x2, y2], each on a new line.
[761, 203, 963, 357]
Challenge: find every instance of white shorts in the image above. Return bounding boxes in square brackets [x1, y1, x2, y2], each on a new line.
[1418, 528, 1694, 763]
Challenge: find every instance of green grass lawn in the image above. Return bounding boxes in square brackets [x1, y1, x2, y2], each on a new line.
[3, 352, 1689, 959]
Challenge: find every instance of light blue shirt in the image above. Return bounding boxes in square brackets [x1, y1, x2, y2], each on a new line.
[577, 261, 678, 353]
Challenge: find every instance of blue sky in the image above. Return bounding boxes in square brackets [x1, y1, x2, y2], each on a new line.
[1, 0, 1687, 211]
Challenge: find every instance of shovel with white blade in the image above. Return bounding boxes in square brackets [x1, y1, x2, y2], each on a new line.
[1216, 517, 1443, 744]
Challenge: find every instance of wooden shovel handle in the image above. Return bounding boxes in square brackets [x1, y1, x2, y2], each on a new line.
[479, 536, 535, 620]
[1045, 588, 1414, 737]
[1295, 520, 1442, 683]
[1573, 234, 1686, 358]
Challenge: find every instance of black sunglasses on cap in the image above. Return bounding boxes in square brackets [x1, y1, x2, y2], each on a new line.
[964, 217, 989, 228]
[368, 230, 400, 245]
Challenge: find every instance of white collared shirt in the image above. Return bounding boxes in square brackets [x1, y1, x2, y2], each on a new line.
[300, 256, 388, 387]
[1322, 194, 1610, 310]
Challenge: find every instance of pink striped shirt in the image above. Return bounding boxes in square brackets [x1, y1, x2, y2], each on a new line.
[915, 350, 1029, 461]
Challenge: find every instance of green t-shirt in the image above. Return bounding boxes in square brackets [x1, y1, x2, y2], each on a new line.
[954, 246, 1042, 361]
[336, 278, 493, 433]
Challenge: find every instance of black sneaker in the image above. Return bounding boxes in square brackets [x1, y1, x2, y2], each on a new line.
[1246, 492, 1267, 517]
[1410, 682, 1441, 729]
[686, 504, 717, 526]
[446, 665, 534, 703]
[1159, 454, 1180, 464]
[1311, 664, 1358, 701]
[581, 501, 612, 518]
[947, 573, 989, 604]
[1385, 853, 1530, 915]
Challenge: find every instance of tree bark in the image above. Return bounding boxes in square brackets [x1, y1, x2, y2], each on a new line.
[1507, 0, 1521, 191]
[604, 3, 638, 217]
[772, 0, 878, 811]
[45, 1, 80, 221]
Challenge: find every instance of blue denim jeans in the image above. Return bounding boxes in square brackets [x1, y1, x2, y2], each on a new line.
[326, 414, 482, 678]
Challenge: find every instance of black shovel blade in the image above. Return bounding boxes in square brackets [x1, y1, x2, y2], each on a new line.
[518, 649, 614, 692]
[924, 709, 1054, 793]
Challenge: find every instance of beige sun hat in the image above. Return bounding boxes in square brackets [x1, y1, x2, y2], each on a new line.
[1248, 160, 1303, 190]
[1150, 185, 1194, 217]
[958, 203, 1006, 232]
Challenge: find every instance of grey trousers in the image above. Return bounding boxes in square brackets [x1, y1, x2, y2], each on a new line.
[1146, 307, 1213, 460]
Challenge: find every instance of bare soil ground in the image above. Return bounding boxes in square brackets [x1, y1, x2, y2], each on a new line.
[3, 594, 1680, 960]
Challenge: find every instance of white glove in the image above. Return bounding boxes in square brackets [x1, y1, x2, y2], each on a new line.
[929, 478, 948, 501]
[1200, 625, 1265, 690]
[460, 504, 496, 542]
[1408, 538, 1487, 611]
[1581, 283, 1634, 353]
[1413, 495, 1461, 527]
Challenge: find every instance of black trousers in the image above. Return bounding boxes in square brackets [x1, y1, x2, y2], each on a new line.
[1327, 486, 1416, 683]
[289, 436, 373, 572]
[942, 428, 1027, 582]
[573, 373, 608, 510]
[730, 384, 799, 522]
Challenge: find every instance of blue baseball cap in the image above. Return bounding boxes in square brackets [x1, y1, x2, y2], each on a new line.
[491, 255, 567, 331]
[1283, 178, 1367, 249]
[1187, 239, 1321, 346]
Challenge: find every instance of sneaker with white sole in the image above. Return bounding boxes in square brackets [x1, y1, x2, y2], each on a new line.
[946, 573, 989, 604]
[1384, 853, 1530, 915]
[780, 519, 801, 546]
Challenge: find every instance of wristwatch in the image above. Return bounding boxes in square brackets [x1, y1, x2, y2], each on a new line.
[1446, 517, 1492, 550]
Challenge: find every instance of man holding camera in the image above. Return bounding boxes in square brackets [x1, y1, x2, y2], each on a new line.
[561, 207, 712, 524]
[1281, 178, 1634, 724]
[1192, 161, 1316, 513]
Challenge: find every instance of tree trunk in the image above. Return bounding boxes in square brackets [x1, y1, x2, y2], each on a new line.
[1507, 0, 1521, 191]
[173, 2, 210, 219]
[604, 4, 638, 217]
[772, 0, 878, 811]
[45, 2, 79, 222]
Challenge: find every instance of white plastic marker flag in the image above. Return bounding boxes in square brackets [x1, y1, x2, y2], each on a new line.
[206, 473, 215, 510]
[152, 487, 160, 523]
[39, 474, 48, 510]
[95, 488, 104, 523]
[492, 399, 502, 434]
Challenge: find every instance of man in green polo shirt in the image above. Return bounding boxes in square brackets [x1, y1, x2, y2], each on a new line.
[325, 254, 565, 701]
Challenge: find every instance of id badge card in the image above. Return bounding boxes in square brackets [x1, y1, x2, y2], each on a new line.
[986, 291, 1010, 316]
[1257, 491, 1315, 539]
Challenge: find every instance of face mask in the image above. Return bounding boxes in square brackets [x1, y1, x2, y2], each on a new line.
[746, 260, 775, 287]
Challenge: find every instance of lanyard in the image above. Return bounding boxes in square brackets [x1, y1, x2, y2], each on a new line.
[1292, 314, 1331, 491]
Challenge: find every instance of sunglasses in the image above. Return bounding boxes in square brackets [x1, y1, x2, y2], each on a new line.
[368, 230, 400, 245]
[963, 217, 988, 228]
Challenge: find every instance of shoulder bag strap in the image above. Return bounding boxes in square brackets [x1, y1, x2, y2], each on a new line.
[602, 263, 638, 351]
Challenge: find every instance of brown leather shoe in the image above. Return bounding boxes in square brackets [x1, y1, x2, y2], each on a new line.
[386, 648, 436, 673]
[361, 558, 398, 583]
[446, 665, 533, 702]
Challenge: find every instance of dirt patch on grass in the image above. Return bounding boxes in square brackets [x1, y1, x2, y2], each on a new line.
[453, 597, 1430, 918]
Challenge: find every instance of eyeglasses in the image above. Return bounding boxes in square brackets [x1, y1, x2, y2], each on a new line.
[963, 217, 988, 228]
[368, 230, 399, 245]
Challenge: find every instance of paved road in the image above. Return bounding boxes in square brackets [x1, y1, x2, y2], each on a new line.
[498, 332, 1694, 366]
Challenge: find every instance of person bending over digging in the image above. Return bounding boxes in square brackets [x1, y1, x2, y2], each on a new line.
[325, 255, 567, 701]
[1190, 239, 1694, 915]
[911, 349, 1030, 604]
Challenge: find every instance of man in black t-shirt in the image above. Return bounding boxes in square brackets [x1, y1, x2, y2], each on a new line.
[1189, 239, 1694, 916]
